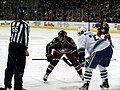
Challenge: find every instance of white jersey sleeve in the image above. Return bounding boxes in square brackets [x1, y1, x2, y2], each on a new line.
[78, 31, 110, 54]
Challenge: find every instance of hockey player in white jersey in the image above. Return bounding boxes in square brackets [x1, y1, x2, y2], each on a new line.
[77, 27, 113, 90]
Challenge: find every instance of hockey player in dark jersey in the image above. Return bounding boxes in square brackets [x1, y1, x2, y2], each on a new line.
[43, 30, 83, 81]
[96, 19, 114, 47]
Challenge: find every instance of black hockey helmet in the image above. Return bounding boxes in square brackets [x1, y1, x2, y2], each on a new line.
[58, 30, 67, 37]
[17, 10, 26, 20]
[14, 8, 26, 20]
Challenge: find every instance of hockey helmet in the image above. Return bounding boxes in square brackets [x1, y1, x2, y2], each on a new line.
[96, 22, 109, 34]
[58, 30, 67, 37]
[78, 26, 87, 35]
[58, 30, 67, 43]
[14, 9, 26, 20]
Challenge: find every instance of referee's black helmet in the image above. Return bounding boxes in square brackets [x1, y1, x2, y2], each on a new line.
[14, 9, 26, 20]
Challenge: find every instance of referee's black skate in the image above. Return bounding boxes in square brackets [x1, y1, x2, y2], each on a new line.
[3, 85, 12, 90]
[21, 87, 26, 90]
[79, 81, 89, 90]
[100, 79, 109, 89]
[0, 86, 12, 90]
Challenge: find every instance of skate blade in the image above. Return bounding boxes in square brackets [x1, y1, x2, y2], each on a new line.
[79, 87, 88, 90]
[43, 81, 48, 84]
[100, 86, 109, 90]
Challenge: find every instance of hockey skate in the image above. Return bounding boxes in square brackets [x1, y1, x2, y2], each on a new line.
[5, 88, 11, 90]
[77, 69, 84, 81]
[0, 87, 7, 90]
[43, 73, 49, 82]
[79, 81, 89, 90]
[0, 87, 11, 90]
[100, 79, 109, 89]
[4, 85, 12, 90]
[79, 75, 84, 81]
[22, 87, 26, 90]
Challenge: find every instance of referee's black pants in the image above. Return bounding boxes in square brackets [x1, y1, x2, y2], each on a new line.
[4, 42, 26, 90]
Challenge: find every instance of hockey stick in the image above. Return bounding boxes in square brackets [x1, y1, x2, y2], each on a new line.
[62, 57, 73, 66]
[85, 56, 116, 61]
[32, 58, 73, 66]
[32, 56, 90, 61]
[32, 58, 61, 60]
[32, 59, 48, 60]
[32, 57, 116, 61]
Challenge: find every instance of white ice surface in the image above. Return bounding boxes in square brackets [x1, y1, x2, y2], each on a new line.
[0, 27, 120, 90]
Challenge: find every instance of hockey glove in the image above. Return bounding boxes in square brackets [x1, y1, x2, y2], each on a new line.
[104, 34, 110, 40]
[78, 52, 85, 67]
[46, 53, 53, 62]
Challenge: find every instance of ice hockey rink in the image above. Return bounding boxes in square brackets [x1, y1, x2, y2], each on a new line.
[0, 27, 120, 90]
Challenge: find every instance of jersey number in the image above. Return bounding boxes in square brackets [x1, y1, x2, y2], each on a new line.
[88, 35, 99, 41]
[12, 26, 18, 33]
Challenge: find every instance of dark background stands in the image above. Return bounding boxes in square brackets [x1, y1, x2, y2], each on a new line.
[0, 0, 120, 22]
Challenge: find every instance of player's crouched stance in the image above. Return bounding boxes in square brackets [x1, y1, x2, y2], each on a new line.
[43, 30, 83, 82]
[77, 27, 113, 90]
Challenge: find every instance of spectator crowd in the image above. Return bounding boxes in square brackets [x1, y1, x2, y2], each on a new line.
[0, 0, 120, 22]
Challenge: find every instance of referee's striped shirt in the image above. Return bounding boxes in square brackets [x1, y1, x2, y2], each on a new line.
[10, 20, 29, 49]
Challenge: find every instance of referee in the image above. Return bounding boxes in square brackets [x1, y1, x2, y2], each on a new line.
[4, 11, 29, 90]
